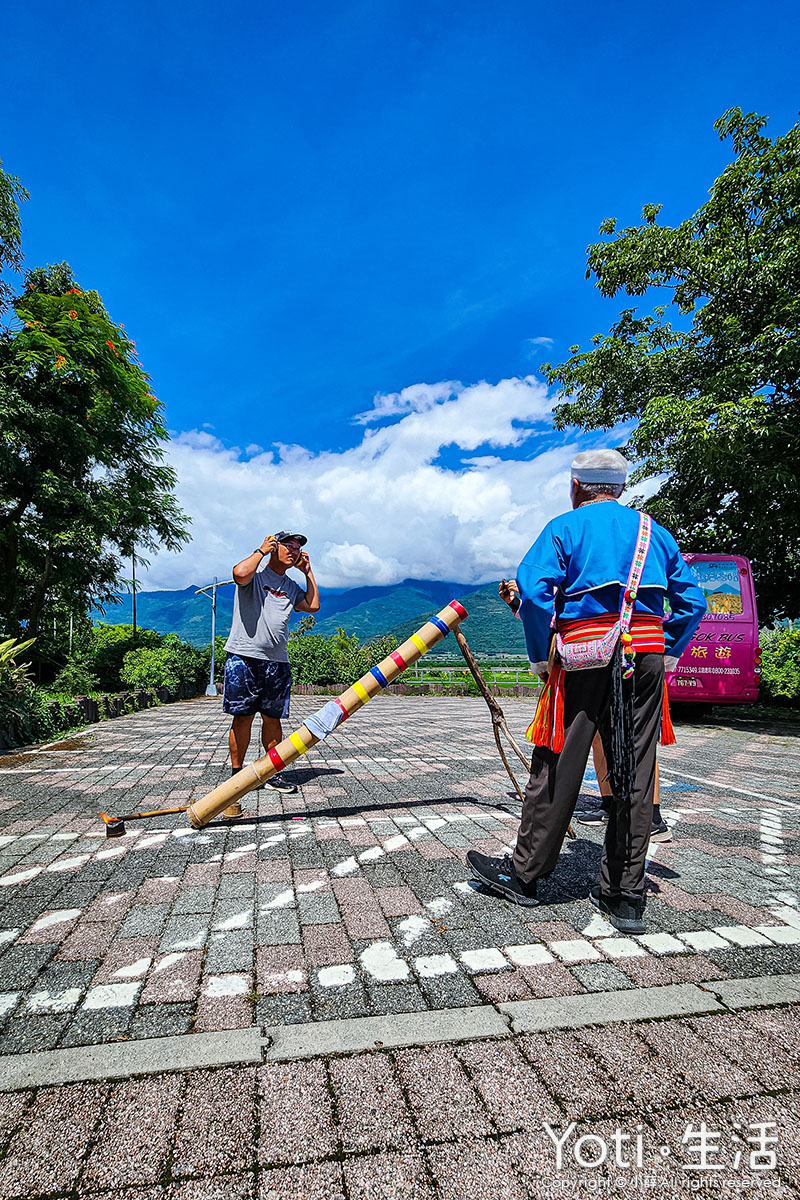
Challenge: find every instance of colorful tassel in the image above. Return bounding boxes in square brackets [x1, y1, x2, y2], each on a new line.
[526, 663, 565, 752]
[660, 681, 676, 746]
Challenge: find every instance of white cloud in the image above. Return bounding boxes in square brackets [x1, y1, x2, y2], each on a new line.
[142, 375, 604, 590]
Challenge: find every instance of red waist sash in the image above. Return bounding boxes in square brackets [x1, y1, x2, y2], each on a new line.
[557, 613, 666, 654]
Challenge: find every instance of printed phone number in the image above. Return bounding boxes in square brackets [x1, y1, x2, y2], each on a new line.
[676, 667, 741, 676]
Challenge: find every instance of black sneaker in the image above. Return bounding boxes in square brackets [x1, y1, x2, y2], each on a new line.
[589, 885, 645, 934]
[650, 819, 672, 843]
[577, 809, 608, 826]
[262, 775, 297, 795]
[466, 851, 540, 907]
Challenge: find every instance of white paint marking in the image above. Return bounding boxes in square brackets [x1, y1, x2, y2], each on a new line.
[26, 988, 83, 1014]
[678, 930, 732, 952]
[332, 857, 359, 877]
[460, 948, 509, 973]
[317, 964, 356, 987]
[659, 767, 786, 803]
[596, 937, 646, 959]
[83, 982, 142, 1009]
[383, 834, 409, 852]
[152, 952, 186, 974]
[262, 889, 295, 911]
[358, 846, 385, 862]
[712, 926, 773, 947]
[413, 954, 458, 978]
[135, 834, 170, 850]
[549, 939, 602, 964]
[0, 993, 19, 1017]
[756, 925, 800, 945]
[424, 898, 453, 917]
[112, 957, 152, 979]
[202, 974, 250, 998]
[396, 915, 430, 947]
[0, 867, 43, 886]
[505, 943, 554, 967]
[360, 941, 409, 981]
[580, 914, 613, 939]
[46, 855, 89, 873]
[30, 908, 82, 933]
[214, 911, 251, 931]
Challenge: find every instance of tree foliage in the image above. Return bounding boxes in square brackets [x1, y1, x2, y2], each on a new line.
[288, 622, 399, 685]
[0, 157, 28, 316]
[543, 108, 800, 621]
[0, 260, 189, 638]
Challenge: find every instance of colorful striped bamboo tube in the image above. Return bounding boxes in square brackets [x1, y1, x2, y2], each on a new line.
[186, 600, 468, 829]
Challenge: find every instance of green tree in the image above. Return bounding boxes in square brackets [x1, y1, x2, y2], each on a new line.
[0, 157, 28, 315]
[0, 261, 190, 639]
[542, 108, 800, 621]
[90, 623, 163, 692]
[120, 634, 205, 693]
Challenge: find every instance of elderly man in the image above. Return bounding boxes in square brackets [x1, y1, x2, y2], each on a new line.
[222, 530, 320, 814]
[468, 450, 705, 932]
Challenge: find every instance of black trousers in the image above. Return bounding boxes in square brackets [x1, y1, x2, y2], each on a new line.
[512, 653, 664, 901]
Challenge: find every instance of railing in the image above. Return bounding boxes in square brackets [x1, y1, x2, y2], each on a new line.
[406, 667, 535, 685]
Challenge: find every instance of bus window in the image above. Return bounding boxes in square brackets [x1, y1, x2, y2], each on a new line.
[689, 560, 743, 615]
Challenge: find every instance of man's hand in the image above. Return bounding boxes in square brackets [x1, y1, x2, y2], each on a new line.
[499, 578, 521, 612]
[260, 535, 278, 556]
[296, 550, 312, 576]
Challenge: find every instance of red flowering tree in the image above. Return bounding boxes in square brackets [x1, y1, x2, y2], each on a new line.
[0, 261, 189, 639]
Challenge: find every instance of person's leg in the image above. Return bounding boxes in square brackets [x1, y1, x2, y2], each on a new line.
[512, 665, 612, 885]
[599, 653, 664, 902]
[221, 654, 263, 818]
[592, 733, 613, 798]
[261, 715, 283, 754]
[229, 715, 255, 769]
[578, 732, 614, 826]
[259, 662, 297, 795]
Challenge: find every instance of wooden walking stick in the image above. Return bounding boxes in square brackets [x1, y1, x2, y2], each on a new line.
[453, 625, 576, 840]
[186, 601, 469, 829]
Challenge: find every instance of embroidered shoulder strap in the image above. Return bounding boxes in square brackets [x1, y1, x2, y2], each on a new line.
[619, 513, 651, 675]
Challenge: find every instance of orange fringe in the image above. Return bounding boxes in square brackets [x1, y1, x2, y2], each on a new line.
[526, 663, 565, 752]
[660, 681, 676, 746]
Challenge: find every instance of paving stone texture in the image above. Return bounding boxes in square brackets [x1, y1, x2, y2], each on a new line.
[0, 694, 798, 1194]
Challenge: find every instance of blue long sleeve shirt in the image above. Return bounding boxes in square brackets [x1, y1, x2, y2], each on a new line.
[516, 501, 706, 671]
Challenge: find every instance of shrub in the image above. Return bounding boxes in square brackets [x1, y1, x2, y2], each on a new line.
[330, 629, 399, 682]
[288, 633, 340, 685]
[120, 634, 205, 693]
[50, 657, 100, 696]
[90, 624, 163, 691]
[759, 626, 800, 703]
[287, 627, 399, 686]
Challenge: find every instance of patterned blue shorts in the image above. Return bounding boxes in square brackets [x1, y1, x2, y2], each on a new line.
[222, 655, 292, 718]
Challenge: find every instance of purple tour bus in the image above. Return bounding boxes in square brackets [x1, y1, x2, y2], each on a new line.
[667, 554, 760, 707]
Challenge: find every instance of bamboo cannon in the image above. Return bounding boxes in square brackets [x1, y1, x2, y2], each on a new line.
[186, 600, 469, 829]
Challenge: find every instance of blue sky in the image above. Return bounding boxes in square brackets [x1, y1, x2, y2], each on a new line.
[2, 1, 798, 587]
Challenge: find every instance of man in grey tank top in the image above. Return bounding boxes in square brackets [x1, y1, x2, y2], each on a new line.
[222, 530, 320, 814]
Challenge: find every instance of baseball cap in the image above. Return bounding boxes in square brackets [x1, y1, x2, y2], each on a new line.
[274, 530, 308, 547]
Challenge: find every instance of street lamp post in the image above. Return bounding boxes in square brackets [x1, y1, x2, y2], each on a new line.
[195, 577, 233, 697]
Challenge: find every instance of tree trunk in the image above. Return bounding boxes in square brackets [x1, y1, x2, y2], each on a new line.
[26, 549, 53, 638]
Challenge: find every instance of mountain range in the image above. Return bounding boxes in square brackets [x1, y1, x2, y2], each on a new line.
[91, 576, 529, 657]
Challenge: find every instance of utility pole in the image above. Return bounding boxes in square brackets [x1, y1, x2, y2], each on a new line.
[131, 552, 137, 637]
[195, 577, 233, 697]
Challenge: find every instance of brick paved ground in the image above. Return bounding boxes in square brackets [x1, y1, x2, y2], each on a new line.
[0, 694, 798, 1195]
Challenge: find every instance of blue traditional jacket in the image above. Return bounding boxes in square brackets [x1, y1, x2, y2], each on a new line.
[516, 501, 706, 672]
